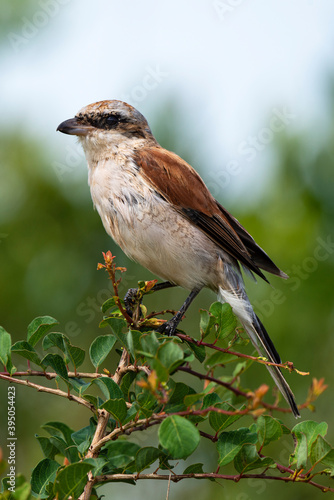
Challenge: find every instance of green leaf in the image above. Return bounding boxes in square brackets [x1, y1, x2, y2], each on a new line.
[183, 463, 204, 474]
[42, 332, 66, 351]
[135, 387, 157, 415]
[257, 415, 283, 447]
[149, 358, 169, 383]
[49, 436, 68, 457]
[199, 309, 215, 339]
[217, 428, 258, 466]
[234, 444, 276, 473]
[232, 361, 247, 377]
[292, 420, 328, 451]
[83, 457, 109, 477]
[205, 350, 238, 368]
[209, 403, 244, 433]
[182, 462, 215, 481]
[183, 339, 206, 363]
[123, 402, 140, 424]
[140, 331, 160, 355]
[310, 435, 333, 467]
[11, 341, 42, 367]
[276, 419, 291, 435]
[135, 447, 161, 473]
[101, 399, 128, 423]
[202, 392, 222, 409]
[94, 377, 123, 400]
[0, 326, 15, 374]
[89, 335, 116, 369]
[27, 316, 58, 346]
[156, 341, 184, 371]
[31, 458, 59, 498]
[42, 421, 75, 445]
[46, 435, 79, 464]
[99, 317, 127, 347]
[40, 353, 69, 381]
[36, 435, 59, 460]
[102, 296, 117, 314]
[67, 378, 91, 397]
[83, 394, 99, 408]
[71, 420, 96, 455]
[126, 330, 143, 361]
[102, 441, 141, 468]
[322, 449, 334, 475]
[120, 371, 137, 399]
[209, 302, 237, 340]
[184, 392, 206, 407]
[159, 416, 200, 459]
[168, 382, 195, 405]
[43, 333, 85, 369]
[54, 462, 93, 499]
[291, 420, 328, 468]
[65, 343, 85, 370]
[296, 432, 308, 470]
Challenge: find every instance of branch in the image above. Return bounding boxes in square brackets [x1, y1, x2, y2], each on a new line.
[1, 365, 150, 379]
[93, 472, 334, 493]
[79, 348, 130, 500]
[0, 373, 94, 411]
[176, 365, 249, 398]
[89, 402, 255, 456]
[97, 251, 134, 325]
[177, 333, 308, 374]
[176, 365, 302, 416]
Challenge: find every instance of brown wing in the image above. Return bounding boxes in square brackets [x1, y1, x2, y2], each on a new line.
[134, 146, 287, 281]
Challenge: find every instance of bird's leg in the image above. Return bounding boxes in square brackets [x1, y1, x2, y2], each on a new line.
[124, 281, 176, 317]
[157, 288, 201, 337]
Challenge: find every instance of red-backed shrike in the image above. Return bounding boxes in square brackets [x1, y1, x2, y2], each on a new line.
[57, 100, 299, 417]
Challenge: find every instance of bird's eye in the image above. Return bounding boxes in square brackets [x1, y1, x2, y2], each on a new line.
[105, 115, 119, 128]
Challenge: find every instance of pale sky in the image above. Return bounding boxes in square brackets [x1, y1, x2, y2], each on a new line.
[1, 0, 334, 199]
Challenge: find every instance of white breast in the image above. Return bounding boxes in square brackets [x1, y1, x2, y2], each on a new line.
[87, 154, 221, 291]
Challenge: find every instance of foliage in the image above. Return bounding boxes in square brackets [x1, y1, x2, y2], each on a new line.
[0, 253, 333, 500]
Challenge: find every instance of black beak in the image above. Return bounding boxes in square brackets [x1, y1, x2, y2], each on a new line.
[57, 117, 93, 136]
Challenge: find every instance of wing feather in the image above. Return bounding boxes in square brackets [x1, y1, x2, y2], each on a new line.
[134, 146, 286, 281]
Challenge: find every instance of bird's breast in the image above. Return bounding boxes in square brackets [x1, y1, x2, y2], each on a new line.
[87, 156, 221, 290]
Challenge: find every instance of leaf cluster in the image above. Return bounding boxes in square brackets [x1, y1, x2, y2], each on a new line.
[0, 256, 333, 499]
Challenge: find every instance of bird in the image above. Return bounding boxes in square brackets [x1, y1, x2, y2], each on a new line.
[57, 100, 300, 418]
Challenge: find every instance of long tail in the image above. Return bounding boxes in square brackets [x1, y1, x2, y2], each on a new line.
[218, 267, 300, 418]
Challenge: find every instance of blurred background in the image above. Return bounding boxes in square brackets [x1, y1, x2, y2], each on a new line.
[1, 1, 334, 498]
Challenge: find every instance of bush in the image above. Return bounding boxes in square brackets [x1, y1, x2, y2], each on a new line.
[0, 252, 333, 499]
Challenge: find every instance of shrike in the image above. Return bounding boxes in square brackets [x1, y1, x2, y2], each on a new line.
[57, 100, 300, 417]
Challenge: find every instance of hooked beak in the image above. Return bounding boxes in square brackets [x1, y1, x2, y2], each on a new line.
[56, 117, 94, 136]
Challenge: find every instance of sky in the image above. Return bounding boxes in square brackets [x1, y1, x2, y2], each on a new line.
[1, 0, 334, 198]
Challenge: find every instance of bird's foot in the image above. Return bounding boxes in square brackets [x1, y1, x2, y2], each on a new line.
[156, 317, 180, 337]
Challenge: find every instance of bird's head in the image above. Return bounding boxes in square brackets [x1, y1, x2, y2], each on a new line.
[57, 100, 155, 154]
